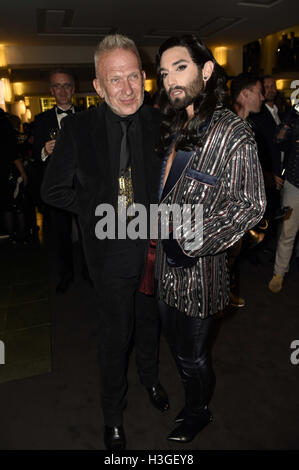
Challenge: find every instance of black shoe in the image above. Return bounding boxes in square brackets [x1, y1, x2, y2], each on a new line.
[56, 278, 72, 295]
[175, 407, 187, 423]
[104, 425, 126, 450]
[146, 383, 169, 412]
[168, 408, 212, 443]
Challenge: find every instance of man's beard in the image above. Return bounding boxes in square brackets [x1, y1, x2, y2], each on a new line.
[167, 76, 203, 110]
[264, 92, 277, 103]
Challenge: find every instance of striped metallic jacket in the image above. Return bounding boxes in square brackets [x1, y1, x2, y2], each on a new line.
[155, 107, 266, 318]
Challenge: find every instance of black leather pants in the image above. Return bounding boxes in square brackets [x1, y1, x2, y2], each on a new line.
[158, 301, 215, 415]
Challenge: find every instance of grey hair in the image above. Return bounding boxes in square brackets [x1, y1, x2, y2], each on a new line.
[49, 67, 75, 84]
[94, 34, 142, 75]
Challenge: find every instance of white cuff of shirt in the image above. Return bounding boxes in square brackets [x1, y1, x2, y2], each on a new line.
[41, 147, 49, 162]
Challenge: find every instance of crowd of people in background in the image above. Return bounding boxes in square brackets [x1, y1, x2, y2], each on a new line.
[0, 110, 40, 245]
[229, 73, 299, 296]
[276, 31, 299, 71]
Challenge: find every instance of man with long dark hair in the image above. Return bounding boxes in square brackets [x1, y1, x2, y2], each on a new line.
[154, 35, 266, 443]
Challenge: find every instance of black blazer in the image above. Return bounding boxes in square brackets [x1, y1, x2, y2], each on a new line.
[32, 108, 59, 162]
[32, 107, 81, 201]
[250, 104, 283, 176]
[41, 104, 162, 279]
[32, 107, 81, 162]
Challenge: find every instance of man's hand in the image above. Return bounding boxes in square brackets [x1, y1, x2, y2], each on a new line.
[276, 124, 289, 141]
[44, 139, 56, 156]
[274, 174, 284, 190]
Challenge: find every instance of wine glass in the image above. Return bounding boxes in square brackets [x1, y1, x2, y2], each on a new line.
[49, 128, 58, 140]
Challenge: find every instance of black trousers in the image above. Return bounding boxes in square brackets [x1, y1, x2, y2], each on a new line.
[158, 301, 215, 415]
[95, 240, 160, 426]
[50, 207, 73, 281]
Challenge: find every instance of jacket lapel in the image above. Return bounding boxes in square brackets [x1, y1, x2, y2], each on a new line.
[160, 149, 194, 202]
[89, 105, 118, 204]
[140, 106, 163, 205]
[49, 107, 59, 130]
[90, 105, 109, 170]
[159, 112, 219, 203]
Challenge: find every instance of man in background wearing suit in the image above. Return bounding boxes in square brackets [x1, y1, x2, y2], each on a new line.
[250, 76, 284, 230]
[41, 35, 168, 450]
[33, 68, 79, 294]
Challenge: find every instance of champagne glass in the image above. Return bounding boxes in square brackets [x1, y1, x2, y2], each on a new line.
[49, 128, 58, 140]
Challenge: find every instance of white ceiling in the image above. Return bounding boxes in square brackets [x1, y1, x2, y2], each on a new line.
[0, 0, 298, 49]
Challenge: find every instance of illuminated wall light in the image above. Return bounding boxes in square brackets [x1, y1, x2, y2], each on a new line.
[0, 79, 5, 106]
[145, 79, 157, 94]
[18, 100, 26, 115]
[214, 47, 227, 67]
[13, 82, 24, 95]
[0, 44, 7, 67]
[25, 108, 32, 120]
[1, 77, 12, 102]
[276, 79, 286, 90]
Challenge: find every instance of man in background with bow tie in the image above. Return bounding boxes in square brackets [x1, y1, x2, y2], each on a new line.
[33, 68, 81, 294]
[34, 68, 76, 163]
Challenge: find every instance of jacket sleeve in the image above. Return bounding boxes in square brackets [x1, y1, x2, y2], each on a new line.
[41, 118, 78, 214]
[32, 114, 47, 161]
[174, 141, 266, 258]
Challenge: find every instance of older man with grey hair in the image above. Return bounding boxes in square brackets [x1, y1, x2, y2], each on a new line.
[42, 34, 168, 450]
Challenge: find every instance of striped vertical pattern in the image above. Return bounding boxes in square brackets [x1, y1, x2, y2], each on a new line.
[155, 107, 266, 318]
